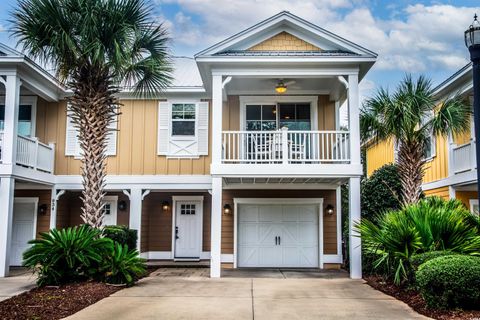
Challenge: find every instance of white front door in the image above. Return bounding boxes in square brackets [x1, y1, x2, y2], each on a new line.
[102, 197, 118, 226]
[174, 201, 202, 259]
[238, 203, 319, 268]
[11, 198, 38, 266]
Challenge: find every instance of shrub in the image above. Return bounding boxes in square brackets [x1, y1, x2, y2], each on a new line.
[410, 251, 457, 270]
[23, 225, 113, 286]
[100, 243, 146, 286]
[102, 225, 137, 250]
[356, 197, 480, 285]
[361, 164, 402, 222]
[416, 255, 480, 309]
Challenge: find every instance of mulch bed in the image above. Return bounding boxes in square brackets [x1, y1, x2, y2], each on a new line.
[0, 281, 122, 320]
[365, 275, 480, 320]
[0, 267, 158, 320]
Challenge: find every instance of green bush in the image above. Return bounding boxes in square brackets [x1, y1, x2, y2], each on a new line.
[356, 197, 480, 285]
[361, 164, 402, 222]
[100, 243, 146, 286]
[23, 225, 113, 286]
[102, 225, 137, 250]
[416, 255, 480, 309]
[410, 251, 457, 270]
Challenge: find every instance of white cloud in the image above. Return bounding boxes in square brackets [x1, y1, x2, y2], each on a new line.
[156, 1, 477, 74]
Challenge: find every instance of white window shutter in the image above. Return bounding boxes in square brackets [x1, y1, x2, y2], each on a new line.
[197, 101, 209, 155]
[65, 110, 80, 156]
[105, 114, 118, 156]
[157, 101, 170, 155]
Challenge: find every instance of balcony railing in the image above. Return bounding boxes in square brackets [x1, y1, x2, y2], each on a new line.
[222, 129, 350, 164]
[452, 140, 476, 174]
[0, 132, 55, 174]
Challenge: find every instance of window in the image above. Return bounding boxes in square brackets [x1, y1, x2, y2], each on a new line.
[245, 103, 311, 131]
[421, 112, 436, 160]
[180, 204, 196, 215]
[172, 103, 196, 136]
[0, 104, 34, 136]
[102, 203, 112, 216]
[470, 199, 479, 216]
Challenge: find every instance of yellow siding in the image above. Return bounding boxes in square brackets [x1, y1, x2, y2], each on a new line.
[455, 190, 477, 209]
[248, 32, 321, 51]
[36, 98, 211, 175]
[423, 134, 449, 183]
[423, 186, 450, 200]
[365, 139, 395, 177]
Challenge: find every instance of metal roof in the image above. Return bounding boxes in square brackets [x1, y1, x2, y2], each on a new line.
[213, 50, 359, 57]
[170, 57, 203, 88]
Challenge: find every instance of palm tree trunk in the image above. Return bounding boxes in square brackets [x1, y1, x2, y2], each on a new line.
[397, 141, 425, 204]
[68, 65, 118, 228]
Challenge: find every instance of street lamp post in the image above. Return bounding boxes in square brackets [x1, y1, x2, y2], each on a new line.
[465, 14, 480, 207]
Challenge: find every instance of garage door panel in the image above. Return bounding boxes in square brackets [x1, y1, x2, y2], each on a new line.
[238, 203, 319, 268]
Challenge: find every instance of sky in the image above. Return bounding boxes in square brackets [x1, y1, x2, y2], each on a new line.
[0, 0, 479, 99]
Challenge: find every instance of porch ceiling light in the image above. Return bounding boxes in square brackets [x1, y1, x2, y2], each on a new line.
[275, 80, 287, 94]
[465, 14, 480, 48]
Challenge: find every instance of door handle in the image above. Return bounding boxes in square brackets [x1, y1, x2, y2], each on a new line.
[175, 226, 179, 240]
[275, 236, 278, 245]
[278, 236, 281, 245]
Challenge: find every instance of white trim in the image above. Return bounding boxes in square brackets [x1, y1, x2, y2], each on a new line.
[140, 251, 233, 263]
[422, 170, 478, 191]
[469, 199, 479, 214]
[233, 198, 324, 269]
[336, 186, 342, 262]
[323, 254, 342, 264]
[239, 95, 318, 131]
[223, 183, 340, 190]
[172, 195, 204, 259]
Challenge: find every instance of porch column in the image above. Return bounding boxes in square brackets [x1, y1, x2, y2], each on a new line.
[210, 177, 222, 278]
[0, 177, 15, 277]
[349, 177, 362, 279]
[125, 188, 147, 251]
[0, 73, 21, 165]
[50, 189, 65, 229]
[211, 74, 223, 165]
[348, 73, 361, 166]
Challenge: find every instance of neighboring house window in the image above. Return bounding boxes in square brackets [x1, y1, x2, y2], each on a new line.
[157, 101, 209, 157]
[422, 111, 436, 160]
[65, 107, 118, 157]
[470, 199, 479, 216]
[0, 104, 35, 137]
[172, 103, 196, 136]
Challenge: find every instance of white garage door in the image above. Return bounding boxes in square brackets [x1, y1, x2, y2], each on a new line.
[238, 204, 319, 268]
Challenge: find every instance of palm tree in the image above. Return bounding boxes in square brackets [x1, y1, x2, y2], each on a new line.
[361, 75, 470, 204]
[12, 0, 172, 227]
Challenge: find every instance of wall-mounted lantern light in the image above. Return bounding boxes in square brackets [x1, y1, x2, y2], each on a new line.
[162, 201, 170, 212]
[223, 204, 232, 215]
[325, 204, 335, 216]
[118, 200, 127, 211]
[38, 204, 48, 215]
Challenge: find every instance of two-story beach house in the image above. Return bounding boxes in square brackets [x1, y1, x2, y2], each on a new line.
[0, 11, 377, 279]
[366, 63, 477, 212]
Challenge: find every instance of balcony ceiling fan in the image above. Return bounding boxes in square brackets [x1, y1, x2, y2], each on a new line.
[270, 79, 299, 93]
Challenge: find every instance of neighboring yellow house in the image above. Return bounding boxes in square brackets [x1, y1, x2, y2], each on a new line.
[365, 63, 477, 212]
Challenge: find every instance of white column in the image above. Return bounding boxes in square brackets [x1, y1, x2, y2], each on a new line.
[349, 177, 362, 279]
[2, 74, 21, 165]
[128, 188, 144, 251]
[211, 74, 223, 165]
[0, 177, 15, 277]
[348, 74, 360, 166]
[210, 177, 222, 278]
[50, 189, 65, 230]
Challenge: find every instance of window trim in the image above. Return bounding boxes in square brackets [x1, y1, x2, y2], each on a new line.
[170, 102, 198, 140]
[239, 96, 318, 131]
[0, 96, 38, 137]
[422, 111, 436, 161]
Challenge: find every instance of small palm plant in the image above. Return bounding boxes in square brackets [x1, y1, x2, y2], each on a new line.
[356, 197, 480, 285]
[361, 75, 470, 204]
[23, 225, 113, 286]
[12, 0, 172, 227]
[101, 243, 146, 286]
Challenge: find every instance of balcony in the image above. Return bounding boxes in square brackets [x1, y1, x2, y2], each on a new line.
[0, 132, 55, 174]
[222, 129, 350, 164]
[451, 140, 476, 174]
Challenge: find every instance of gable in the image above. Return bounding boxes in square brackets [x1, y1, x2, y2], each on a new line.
[248, 32, 321, 51]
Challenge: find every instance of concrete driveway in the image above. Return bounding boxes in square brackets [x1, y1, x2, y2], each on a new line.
[65, 268, 429, 320]
[0, 268, 36, 302]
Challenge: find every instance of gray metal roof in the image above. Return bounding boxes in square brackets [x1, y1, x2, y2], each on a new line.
[213, 50, 359, 57]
